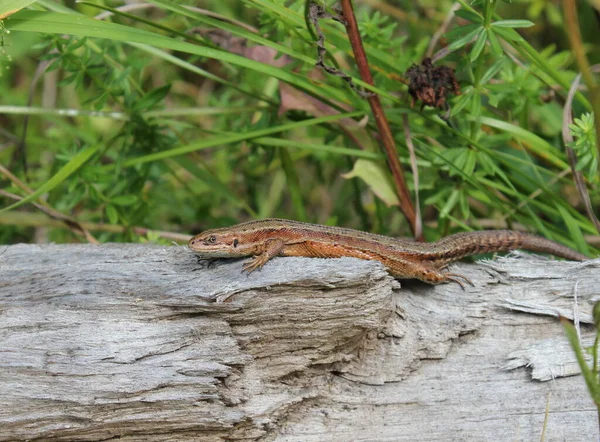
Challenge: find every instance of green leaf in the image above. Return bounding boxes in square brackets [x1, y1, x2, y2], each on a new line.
[561, 319, 600, 404]
[486, 28, 503, 56]
[341, 160, 399, 207]
[278, 148, 306, 221]
[491, 26, 522, 42]
[491, 19, 535, 28]
[140, 0, 315, 65]
[470, 91, 481, 116]
[0, 145, 100, 213]
[444, 23, 480, 42]
[470, 29, 487, 61]
[454, 9, 484, 23]
[121, 111, 365, 166]
[479, 117, 569, 169]
[0, 0, 37, 19]
[439, 189, 460, 218]
[6, 10, 348, 104]
[447, 25, 484, 52]
[106, 204, 119, 224]
[254, 137, 382, 160]
[450, 90, 473, 116]
[172, 157, 254, 215]
[556, 204, 589, 255]
[480, 57, 505, 85]
[133, 84, 171, 112]
[110, 195, 138, 206]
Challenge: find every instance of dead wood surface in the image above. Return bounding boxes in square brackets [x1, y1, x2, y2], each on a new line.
[1, 243, 599, 441]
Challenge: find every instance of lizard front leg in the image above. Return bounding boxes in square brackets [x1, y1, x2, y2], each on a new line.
[242, 238, 287, 274]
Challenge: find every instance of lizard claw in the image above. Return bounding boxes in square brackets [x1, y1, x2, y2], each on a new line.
[445, 273, 474, 290]
[242, 255, 268, 274]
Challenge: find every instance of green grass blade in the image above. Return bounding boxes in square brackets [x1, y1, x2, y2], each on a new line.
[7, 10, 350, 104]
[121, 111, 365, 166]
[556, 204, 589, 254]
[479, 117, 568, 169]
[172, 158, 256, 216]
[141, 0, 316, 65]
[278, 148, 307, 221]
[561, 319, 600, 404]
[0, 0, 37, 18]
[0, 145, 100, 213]
[254, 137, 381, 159]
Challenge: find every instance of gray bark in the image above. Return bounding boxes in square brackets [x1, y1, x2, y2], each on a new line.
[1, 243, 599, 441]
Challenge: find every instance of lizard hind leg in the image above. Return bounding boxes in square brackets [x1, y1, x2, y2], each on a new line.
[388, 260, 474, 289]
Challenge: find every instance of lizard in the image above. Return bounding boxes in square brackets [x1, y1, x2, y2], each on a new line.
[188, 218, 588, 287]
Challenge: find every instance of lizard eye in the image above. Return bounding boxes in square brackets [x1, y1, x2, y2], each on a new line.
[233, 238, 238, 248]
[207, 235, 217, 243]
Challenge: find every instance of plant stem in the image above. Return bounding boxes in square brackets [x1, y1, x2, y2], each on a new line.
[338, 0, 419, 238]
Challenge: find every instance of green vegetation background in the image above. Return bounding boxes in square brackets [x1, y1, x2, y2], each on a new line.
[0, 0, 598, 256]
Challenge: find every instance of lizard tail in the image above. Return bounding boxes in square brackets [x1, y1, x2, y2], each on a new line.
[429, 230, 588, 264]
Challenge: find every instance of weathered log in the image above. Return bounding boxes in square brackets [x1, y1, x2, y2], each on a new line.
[1, 243, 598, 440]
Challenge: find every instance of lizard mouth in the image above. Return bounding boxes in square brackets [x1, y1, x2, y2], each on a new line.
[188, 240, 243, 258]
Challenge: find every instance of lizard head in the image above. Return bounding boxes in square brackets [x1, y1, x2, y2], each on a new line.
[188, 227, 249, 258]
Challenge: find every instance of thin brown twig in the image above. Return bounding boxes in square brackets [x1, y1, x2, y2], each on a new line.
[427, 2, 460, 58]
[338, 0, 418, 237]
[401, 115, 421, 238]
[0, 163, 98, 243]
[0, 210, 190, 243]
[0, 190, 99, 244]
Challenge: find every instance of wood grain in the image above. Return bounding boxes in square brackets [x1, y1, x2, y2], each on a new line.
[0, 244, 598, 440]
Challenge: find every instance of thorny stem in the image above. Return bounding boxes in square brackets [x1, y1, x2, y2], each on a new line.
[338, 0, 419, 238]
[562, 0, 600, 175]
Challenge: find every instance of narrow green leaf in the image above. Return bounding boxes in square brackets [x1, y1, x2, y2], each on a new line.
[454, 9, 484, 23]
[491, 19, 535, 28]
[141, 0, 315, 65]
[110, 195, 139, 206]
[6, 11, 348, 104]
[470, 29, 487, 61]
[480, 57, 505, 85]
[0, 0, 37, 18]
[172, 157, 255, 216]
[447, 25, 484, 52]
[439, 189, 460, 218]
[259, 170, 286, 219]
[121, 111, 365, 166]
[279, 148, 307, 221]
[133, 84, 171, 112]
[0, 145, 100, 213]
[479, 117, 569, 169]
[491, 26, 522, 42]
[254, 137, 382, 159]
[556, 204, 589, 254]
[470, 91, 481, 116]
[450, 91, 472, 116]
[106, 204, 119, 224]
[444, 23, 481, 42]
[561, 319, 600, 403]
[486, 28, 503, 56]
